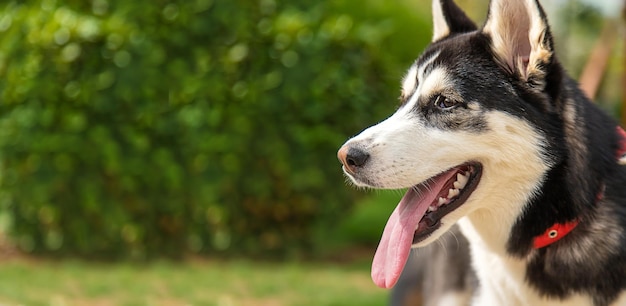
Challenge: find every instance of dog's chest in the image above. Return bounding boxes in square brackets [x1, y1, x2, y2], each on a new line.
[458, 219, 598, 306]
[469, 247, 594, 305]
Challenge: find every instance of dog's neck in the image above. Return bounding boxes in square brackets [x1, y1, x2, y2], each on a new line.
[457, 203, 603, 305]
[457, 204, 524, 257]
[456, 125, 626, 305]
[459, 125, 626, 257]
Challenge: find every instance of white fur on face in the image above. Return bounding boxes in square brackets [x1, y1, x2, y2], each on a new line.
[401, 65, 418, 101]
[412, 111, 551, 249]
[401, 52, 441, 103]
[343, 65, 551, 249]
[345, 61, 455, 189]
[417, 67, 449, 101]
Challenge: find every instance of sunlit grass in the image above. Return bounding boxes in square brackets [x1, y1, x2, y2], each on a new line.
[0, 192, 397, 306]
[0, 258, 388, 306]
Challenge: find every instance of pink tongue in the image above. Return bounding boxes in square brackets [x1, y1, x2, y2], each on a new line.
[371, 171, 455, 289]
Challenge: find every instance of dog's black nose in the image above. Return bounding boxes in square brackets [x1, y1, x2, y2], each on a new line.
[337, 146, 369, 174]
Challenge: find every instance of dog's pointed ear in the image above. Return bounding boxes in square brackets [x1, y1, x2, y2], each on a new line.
[482, 0, 554, 83]
[432, 0, 477, 42]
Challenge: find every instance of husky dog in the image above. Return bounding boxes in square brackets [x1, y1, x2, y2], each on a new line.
[337, 0, 626, 305]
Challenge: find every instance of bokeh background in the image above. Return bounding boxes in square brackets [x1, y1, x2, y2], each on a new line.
[0, 0, 623, 305]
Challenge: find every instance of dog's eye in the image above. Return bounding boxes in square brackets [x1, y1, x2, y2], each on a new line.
[433, 95, 456, 110]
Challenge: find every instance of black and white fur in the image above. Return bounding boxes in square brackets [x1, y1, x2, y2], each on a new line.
[337, 0, 626, 305]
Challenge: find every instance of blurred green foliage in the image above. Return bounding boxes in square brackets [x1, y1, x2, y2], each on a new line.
[0, 0, 430, 258]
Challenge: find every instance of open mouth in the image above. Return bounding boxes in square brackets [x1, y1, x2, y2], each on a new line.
[371, 162, 482, 289]
[412, 162, 483, 243]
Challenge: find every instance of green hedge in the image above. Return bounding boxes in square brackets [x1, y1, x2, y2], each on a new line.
[0, 0, 430, 259]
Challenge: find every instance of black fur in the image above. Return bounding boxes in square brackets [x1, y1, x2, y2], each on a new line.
[341, 0, 626, 304]
[435, 0, 477, 39]
[397, 0, 626, 305]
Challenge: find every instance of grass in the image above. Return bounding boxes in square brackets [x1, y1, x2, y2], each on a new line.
[0, 192, 400, 306]
[0, 257, 388, 306]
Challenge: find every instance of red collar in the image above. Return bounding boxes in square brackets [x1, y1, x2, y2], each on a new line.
[532, 126, 626, 249]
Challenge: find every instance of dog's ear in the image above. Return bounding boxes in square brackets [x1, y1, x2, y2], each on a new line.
[432, 0, 477, 42]
[482, 0, 554, 84]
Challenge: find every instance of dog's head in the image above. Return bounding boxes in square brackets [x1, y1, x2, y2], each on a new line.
[338, 0, 564, 288]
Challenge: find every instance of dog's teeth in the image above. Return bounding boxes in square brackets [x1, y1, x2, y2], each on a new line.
[456, 173, 469, 188]
[438, 197, 446, 205]
[453, 181, 462, 189]
[428, 206, 437, 212]
[448, 188, 460, 198]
